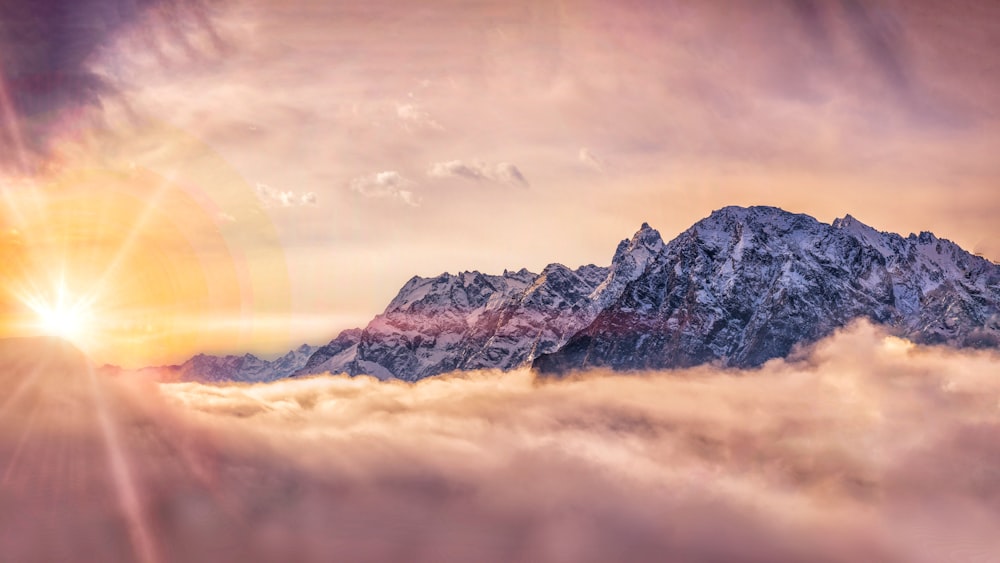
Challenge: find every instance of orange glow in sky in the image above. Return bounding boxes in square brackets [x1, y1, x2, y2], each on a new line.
[0, 155, 294, 367]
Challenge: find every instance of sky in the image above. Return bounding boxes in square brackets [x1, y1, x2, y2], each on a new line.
[1, 0, 999, 365]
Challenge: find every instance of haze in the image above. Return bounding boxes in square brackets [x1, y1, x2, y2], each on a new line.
[2, 0, 999, 365]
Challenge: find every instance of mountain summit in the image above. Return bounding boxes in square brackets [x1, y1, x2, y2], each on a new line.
[174, 206, 999, 382]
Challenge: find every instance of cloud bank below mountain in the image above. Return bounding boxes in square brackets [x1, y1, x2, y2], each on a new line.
[3, 321, 1000, 562]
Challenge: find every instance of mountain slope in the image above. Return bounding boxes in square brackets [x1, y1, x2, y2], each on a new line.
[534, 206, 1000, 373]
[294, 225, 665, 381]
[303, 264, 613, 381]
[173, 205, 999, 382]
[159, 344, 319, 383]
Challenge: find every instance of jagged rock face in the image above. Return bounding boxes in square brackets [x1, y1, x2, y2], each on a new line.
[534, 206, 1000, 373]
[175, 205, 999, 382]
[294, 225, 666, 381]
[339, 265, 616, 381]
[346, 270, 537, 380]
[590, 222, 664, 312]
[460, 263, 608, 372]
[293, 329, 362, 377]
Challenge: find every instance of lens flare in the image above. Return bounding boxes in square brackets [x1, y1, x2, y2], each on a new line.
[0, 122, 293, 367]
[24, 282, 95, 345]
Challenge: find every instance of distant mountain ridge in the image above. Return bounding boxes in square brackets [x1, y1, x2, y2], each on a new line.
[139, 344, 318, 383]
[169, 206, 1000, 382]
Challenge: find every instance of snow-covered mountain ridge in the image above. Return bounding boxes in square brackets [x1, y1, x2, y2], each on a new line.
[170, 206, 1000, 382]
[292, 226, 664, 381]
[138, 344, 319, 383]
[535, 206, 1000, 373]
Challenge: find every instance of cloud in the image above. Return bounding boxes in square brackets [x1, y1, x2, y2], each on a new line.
[428, 160, 529, 187]
[396, 102, 443, 131]
[0, 0, 222, 172]
[350, 171, 420, 206]
[838, 0, 911, 92]
[492, 162, 529, 188]
[578, 148, 607, 173]
[255, 183, 317, 207]
[4, 322, 1000, 561]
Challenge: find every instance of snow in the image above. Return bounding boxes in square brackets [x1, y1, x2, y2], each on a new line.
[354, 360, 396, 381]
[178, 206, 1000, 383]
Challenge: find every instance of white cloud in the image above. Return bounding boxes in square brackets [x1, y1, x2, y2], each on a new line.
[350, 171, 420, 206]
[579, 147, 607, 173]
[428, 160, 488, 182]
[396, 102, 443, 131]
[255, 183, 318, 207]
[428, 160, 529, 188]
[6, 322, 1000, 561]
[493, 162, 529, 187]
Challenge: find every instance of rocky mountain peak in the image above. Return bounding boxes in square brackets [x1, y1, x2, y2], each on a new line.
[629, 221, 664, 251]
[169, 206, 1000, 383]
[591, 222, 665, 309]
[832, 213, 858, 228]
[695, 205, 819, 235]
[536, 207, 1000, 374]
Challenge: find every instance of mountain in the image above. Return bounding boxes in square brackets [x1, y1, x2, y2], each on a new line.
[291, 226, 664, 381]
[153, 344, 319, 383]
[294, 265, 602, 381]
[176, 205, 999, 382]
[295, 328, 363, 377]
[534, 206, 1000, 373]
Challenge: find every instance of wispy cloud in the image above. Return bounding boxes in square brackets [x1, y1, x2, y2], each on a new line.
[255, 183, 318, 207]
[0, 0, 223, 172]
[350, 171, 419, 206]
[396, 102, 443, 131]
[428, 160, 529, 188]
[578, 148, 607, 173]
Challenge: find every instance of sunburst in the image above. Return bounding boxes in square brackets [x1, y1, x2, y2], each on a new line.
[22, 280, 97, 346]
[0, 128, 293, 367]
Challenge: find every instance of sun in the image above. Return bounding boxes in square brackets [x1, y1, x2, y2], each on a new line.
[36, 302, 91, 342]
[24, 282, 96, 346]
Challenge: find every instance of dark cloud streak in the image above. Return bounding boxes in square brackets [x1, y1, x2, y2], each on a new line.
[0, 0, 220, 172]
[839, 0, 911, 92]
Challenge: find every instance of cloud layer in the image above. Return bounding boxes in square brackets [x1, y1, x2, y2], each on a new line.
[3, 322, 1000, 562]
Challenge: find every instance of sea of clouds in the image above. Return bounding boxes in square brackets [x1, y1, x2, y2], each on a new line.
[2, 321, 999, 562]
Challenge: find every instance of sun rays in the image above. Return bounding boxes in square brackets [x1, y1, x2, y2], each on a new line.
[0, 165, 258, 366]
[0, 337, 164, 563]
[0, 121, 301, 561]
[21, 278, 96, 345]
